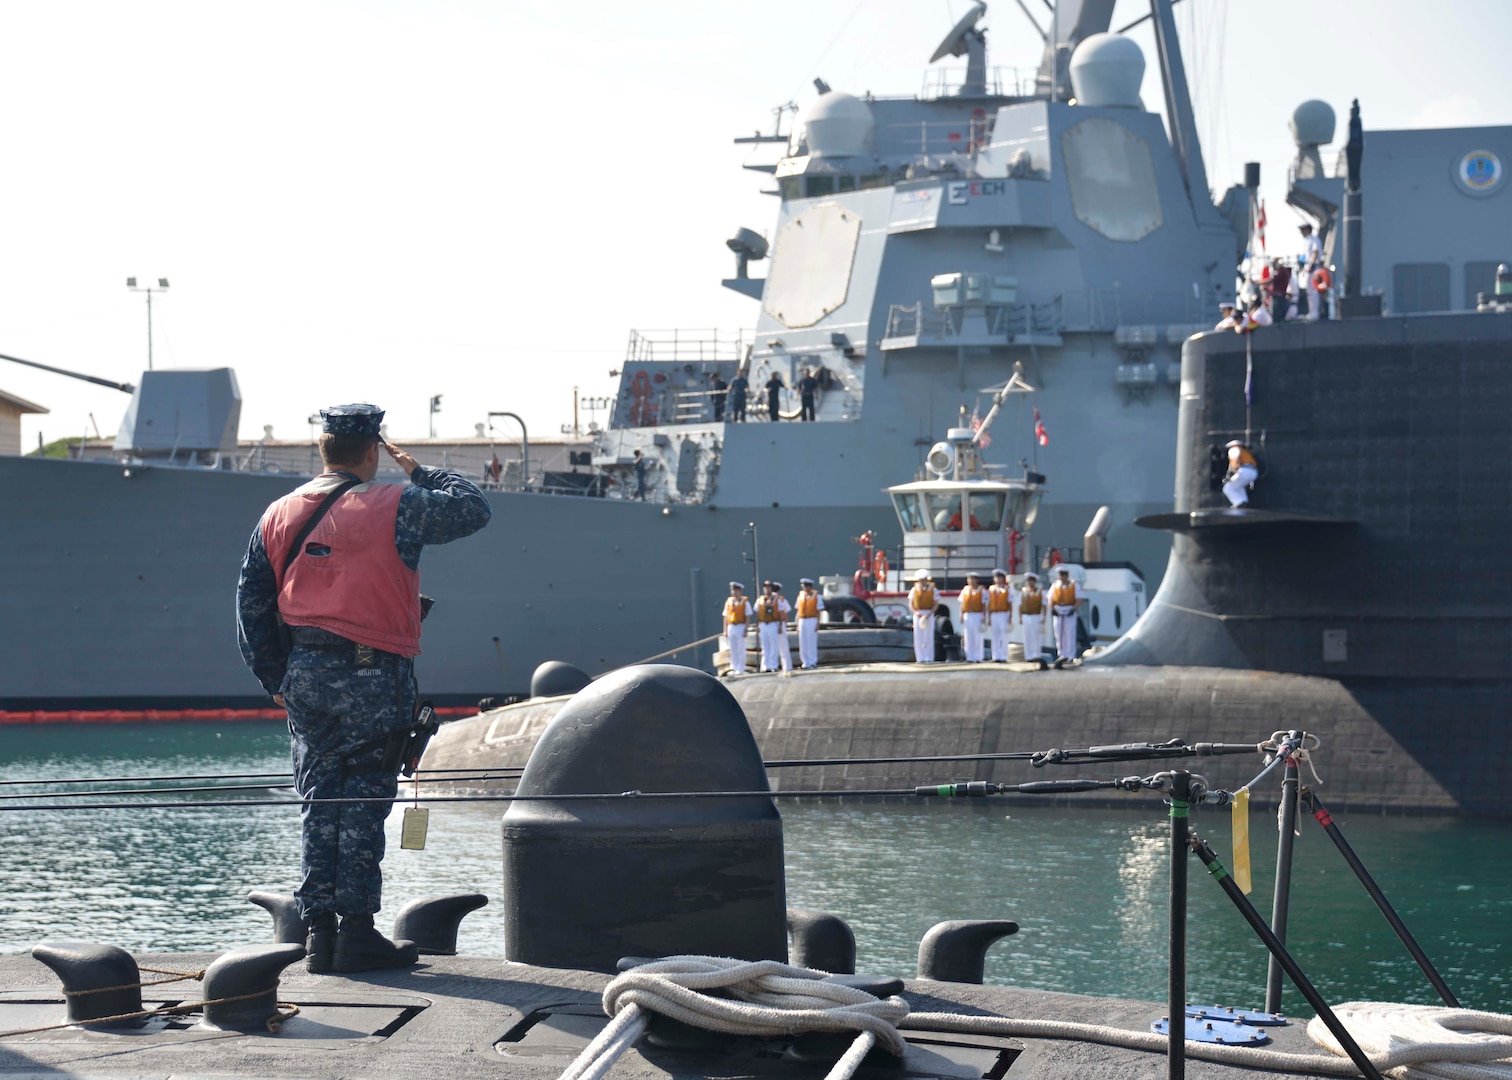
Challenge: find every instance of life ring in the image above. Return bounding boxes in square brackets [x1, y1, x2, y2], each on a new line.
[873, 550, 889, 581]
[1311, 266, 1332, 292]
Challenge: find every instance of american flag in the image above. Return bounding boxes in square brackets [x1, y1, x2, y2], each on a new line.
[970, 407, 991, 449]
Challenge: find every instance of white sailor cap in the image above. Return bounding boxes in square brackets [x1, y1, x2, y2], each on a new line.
[1024, 571, 1039, 580]
[772, 581, 784, 591]
[914, 568, 932, 581]
[729, 581, 744, 590]
[992, 568, 1008, 577]
[800, 578, 815, 587]
[1225, 439, 1246, 448]
[1057, 566, 1071, 574]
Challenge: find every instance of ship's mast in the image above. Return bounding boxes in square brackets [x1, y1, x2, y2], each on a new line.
[1147, 0, 1225, 229]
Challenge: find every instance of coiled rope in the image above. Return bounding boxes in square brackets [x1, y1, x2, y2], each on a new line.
[557, 956, 909, 1080]
[1307, 1002, 1512, 1080]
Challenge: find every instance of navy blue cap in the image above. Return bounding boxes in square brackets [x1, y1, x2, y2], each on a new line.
[320, 404, 385, 437]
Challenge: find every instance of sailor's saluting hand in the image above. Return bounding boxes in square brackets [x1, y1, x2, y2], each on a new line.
[384, 440, 419, 477]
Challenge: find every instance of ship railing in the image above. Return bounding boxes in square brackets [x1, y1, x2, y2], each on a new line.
[624, 328, 752, 366]
[1050, 290, 1216, 332]
[918, 65, 1035, 101]
[881, 119, 991, 161]
[884, 292, 1216, 347]
[901, 541, 1001, 582]
[672, 389, 716, 424]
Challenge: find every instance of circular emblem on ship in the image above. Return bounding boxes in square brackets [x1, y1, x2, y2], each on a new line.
[1454, 149, 1502, 196]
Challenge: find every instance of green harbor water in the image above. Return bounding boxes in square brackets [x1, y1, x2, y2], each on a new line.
[2, 721, 1509, 1016]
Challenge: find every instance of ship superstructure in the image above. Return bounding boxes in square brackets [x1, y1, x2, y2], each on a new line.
[590, 1, 1244, 584]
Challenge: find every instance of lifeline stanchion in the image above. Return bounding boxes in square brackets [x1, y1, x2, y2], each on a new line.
[1167, 770, 1190, 1080]
[1265, 731, 1303, 1014]
[1188, 835, 1386, 1080]
[1302, 789, 1461, 1007]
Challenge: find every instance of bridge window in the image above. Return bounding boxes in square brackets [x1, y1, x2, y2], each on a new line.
[968, 492, 1005, 531]
[892, 493, 928, 532]
[927, 493, 963, 531]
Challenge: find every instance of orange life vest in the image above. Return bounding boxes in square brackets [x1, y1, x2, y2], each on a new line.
[796, 593, 821, 619]
[756, 596, 783, 624]
[724, 597, 749, 625]
[988, 585, 1012, 613]
[1050, 581, 1078, 607]
[910, 584, 936, 611]
[262, 476, 421, 657]
[959, 585, 985, 613]
[1230, 446, 1258, 468]
[1019, 588, 1044, 615]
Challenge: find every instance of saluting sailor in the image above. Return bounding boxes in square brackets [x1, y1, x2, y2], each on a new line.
[909, 568, 937, 663]
[795, 578, 825, 669]
[722, 581, 753, 674]
[958, 572, 987, 662]
[236, 404, 490, 973]
[988, 569, 1013, 662]
[1223, 439, 1259, 507]
[1050, 566, 1079, 666]
[1018, 570, 1045, 667]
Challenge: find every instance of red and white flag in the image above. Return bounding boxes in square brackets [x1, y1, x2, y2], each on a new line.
[970, 407, 991, 449]
[1034, 406, 1049, 447]
[1256, 199, 1267, 253]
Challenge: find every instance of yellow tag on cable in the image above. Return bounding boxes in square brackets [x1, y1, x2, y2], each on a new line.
[1231, 787, 1252, 894]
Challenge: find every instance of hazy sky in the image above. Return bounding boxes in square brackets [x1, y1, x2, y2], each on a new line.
[2, 0, 1508, 451]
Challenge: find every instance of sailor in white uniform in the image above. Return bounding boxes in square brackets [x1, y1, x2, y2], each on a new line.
[1018, 571, 1045, 667]
[958, 572, 987, 662]
[1300, 223, 1324, 320]
[722, 581, 753, 674]
[1050, 567, 1079, 666]
[988, 569, 1013, 662]
[1223, 440, 1259, 507]
[755, 581, 784, 672]
[794, 578, 825, 669]
[909, 569, 937, 663]
[770, 581, 794, 672]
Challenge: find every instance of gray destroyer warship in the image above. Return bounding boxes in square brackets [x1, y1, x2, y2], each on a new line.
[1, 0, 1507, 710]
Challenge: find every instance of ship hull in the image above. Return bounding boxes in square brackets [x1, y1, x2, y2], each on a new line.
[0, 453, 1171, 708]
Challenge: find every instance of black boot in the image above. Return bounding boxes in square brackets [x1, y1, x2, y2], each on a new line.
[333, 914, 419, 973]
[305, 913, 337, 974]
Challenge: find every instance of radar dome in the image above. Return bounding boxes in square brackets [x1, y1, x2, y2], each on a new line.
[797, 91, 874, 159]
[1290, 100, 1336, 147]
[1068, 34, 1144, 108]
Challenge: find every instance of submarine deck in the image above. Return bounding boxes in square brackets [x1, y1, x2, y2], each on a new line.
[0, 951, 1349, 1080]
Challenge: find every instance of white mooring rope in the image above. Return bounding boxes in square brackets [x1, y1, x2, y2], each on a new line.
[555, 957, 1512, 1080]
[555, 956, 909, 1080]
[1307, 1002, 1512, 1080]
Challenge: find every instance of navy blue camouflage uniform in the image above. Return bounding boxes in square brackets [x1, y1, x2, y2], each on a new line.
[237, 442, 490, 922]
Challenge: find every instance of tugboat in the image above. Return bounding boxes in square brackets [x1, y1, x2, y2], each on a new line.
[718, 370, 1148, 669]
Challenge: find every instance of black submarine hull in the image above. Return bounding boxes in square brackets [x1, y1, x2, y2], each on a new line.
[425, 313, 1512, 817]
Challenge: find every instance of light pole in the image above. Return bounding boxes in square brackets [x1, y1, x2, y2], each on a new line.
[429, 395, 443, 438]
[126, 277, 169, 371]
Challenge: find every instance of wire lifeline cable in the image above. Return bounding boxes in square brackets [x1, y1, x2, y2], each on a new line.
[0, 741, 1266, 790]
[0, 771, 1259, 812]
